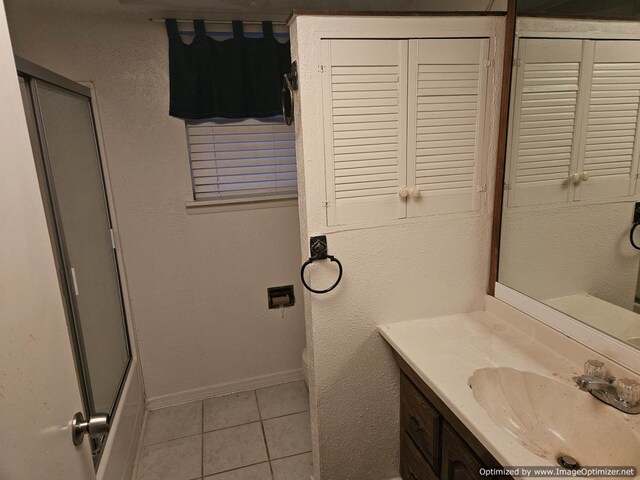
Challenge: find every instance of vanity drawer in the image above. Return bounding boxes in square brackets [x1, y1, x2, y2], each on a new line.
[441, 423, 493, 480]
[401, 433, 438, 480]
[400, 373, 441, 472]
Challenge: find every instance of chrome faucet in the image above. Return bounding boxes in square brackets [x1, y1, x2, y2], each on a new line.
[576, 375, 615, 392]
[576, 360, 640, 415]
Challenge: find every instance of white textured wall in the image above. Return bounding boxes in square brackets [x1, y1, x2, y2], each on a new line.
[5, 6, 306, 402]
[291, 15, 505, 480]
[499, 201, 640, 310]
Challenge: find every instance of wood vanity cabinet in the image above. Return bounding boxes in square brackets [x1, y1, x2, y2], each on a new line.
[393, 352, 511, 480]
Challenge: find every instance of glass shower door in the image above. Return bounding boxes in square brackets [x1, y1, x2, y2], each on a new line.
[25, 77, 130, 458]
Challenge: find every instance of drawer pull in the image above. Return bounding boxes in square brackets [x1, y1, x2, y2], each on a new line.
[409, 414, 423, 432]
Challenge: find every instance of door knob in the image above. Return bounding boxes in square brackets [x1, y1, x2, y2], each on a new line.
[410, 187, 421, 198]
[569, 173, 581, 184]
[71, 411, 110, 446]
[398, 187, 409, 198]
[581, 172, 589, 181]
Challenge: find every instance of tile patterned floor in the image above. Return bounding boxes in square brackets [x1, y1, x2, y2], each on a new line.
[137, 380, 312, 480]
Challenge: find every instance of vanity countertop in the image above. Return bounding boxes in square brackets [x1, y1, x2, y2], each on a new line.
[379, 297, 640, 472]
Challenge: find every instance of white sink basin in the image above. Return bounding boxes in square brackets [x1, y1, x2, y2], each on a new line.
[469, 367, 640, 470]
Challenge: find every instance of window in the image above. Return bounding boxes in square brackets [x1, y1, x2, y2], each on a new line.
[186, 117, 297, 202]
[177, 21, 296, 205]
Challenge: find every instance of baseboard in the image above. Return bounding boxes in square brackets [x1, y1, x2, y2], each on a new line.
[146, 368, 305, 410]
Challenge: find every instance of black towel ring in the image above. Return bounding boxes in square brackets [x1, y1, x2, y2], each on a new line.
[631, 223, 640, 250]
[300, 255, 343, 294]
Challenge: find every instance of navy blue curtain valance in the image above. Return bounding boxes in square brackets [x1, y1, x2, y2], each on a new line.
[166, 19, 292, 120]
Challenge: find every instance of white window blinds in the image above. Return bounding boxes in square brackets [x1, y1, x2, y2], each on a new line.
[187, 118, 297, 201]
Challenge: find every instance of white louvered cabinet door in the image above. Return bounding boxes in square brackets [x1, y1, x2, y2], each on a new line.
[506, 38, 584, 207]
[576, 40, 640, 201]
[322, 39, 408, 226]
[406, 38, 490, 217]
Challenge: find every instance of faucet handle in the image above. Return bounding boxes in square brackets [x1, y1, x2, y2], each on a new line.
[584, 359, 606, 378]
[617, 378, 640, 406]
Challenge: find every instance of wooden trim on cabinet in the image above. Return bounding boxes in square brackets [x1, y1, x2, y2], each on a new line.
[518, 12, 640, 21]
[287, 10, 506, 23]
[488, 0, 518, 296]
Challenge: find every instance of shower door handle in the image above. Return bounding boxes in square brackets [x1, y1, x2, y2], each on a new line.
[71, 411, 110, 446]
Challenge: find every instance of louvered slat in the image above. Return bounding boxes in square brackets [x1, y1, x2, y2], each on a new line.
[517, 66, 578, 183]
[507, 38, 583, 207]
[324, 39, 407, 225]
[332, 68, 400, 199]
[407, 38, 489, 216]
[187, 118, 297, 201]
[579, 45, 640, 200]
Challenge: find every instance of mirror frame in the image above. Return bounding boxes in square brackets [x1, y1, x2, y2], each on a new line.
[488, 0, 640, 373]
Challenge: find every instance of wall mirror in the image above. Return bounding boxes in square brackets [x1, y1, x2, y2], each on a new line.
[495, 0, 640, 358]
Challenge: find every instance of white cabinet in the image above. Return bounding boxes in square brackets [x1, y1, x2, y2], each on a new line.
[322, 37, 493, 226]
[507, 37, 640, 207]
[579, 41, 640, 201]
[407, 38, 490, 217]
[507, 38, 583, 207]
[322, 39, 408, 226]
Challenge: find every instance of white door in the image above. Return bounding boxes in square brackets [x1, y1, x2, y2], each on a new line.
[507, 38, 584, 207]
[322, 39, 408, 226]
[576, 40, 640, 201]
[0, 5, 95, 479]
[406, 37, 490, 217]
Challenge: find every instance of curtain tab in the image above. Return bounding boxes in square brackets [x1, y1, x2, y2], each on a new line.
[232, 20, 244, 38]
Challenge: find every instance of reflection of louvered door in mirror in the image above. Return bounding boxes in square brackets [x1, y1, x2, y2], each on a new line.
[507, 38, 584, 208]
[322, 39, 408, 227]
[406, 38, 490, 217]
[576, 40, 640, 201]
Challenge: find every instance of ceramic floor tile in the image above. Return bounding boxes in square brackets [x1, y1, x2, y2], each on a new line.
[263, 412, 311, 460]
[204, 462, 272, 480]
[143, 400, 202, 445]
[271, 452, 313, 480]
[256, 381, 309, 420]
[204, 390, 260, 432]
[138, 435, 202, 480]
[203, 422, 268, 476]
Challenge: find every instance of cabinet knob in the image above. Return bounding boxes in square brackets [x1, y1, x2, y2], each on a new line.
[399, 188, 409, 199]
[581, 172, 589, 182]
[569, 173, 581, 184]
[410, 187, 421, 198]
[409, 414, 422, 432]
